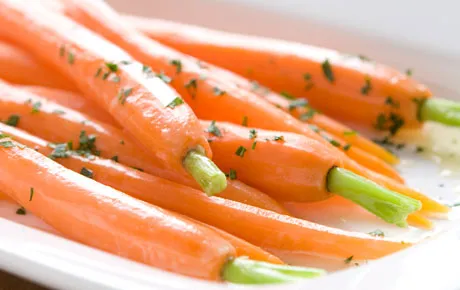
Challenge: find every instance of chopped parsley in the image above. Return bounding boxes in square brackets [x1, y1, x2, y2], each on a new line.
[48, 143, 72, 160]
[4, 114, 20, 127]
[59, 45, 65, 57]
[102, 72, 110, 80]
[105, 62, 118, 72]
[77, 131, 99, 156]
[360, 76, 372, 95]
[321, 59, 334, 83]
[169, 59, 182, 74]
[67, 52, 75, 64]
[251, 141, 257, 150]
[227, 169, 237, 180]
[167, 97, 184, 108]
[142, 65, 153, 75]
[111, 155, 119, 162]
[249, 129, 257, 139]
[303, 73, 314, 90]
[118, 87, 133, 105]
[344, 255, 354, 264]
[31, 101, 42, 114]
[235, 146, 247, 157]
[368, 229, 385, 237]
[29, 187, 34, 201]
[80, 167, 94, 179]
[16, 207, 26, 215]
[0, 140, 14, 148]
[406, 69, 413, 77]
[131, 166, 144, 172]
[288, 99, 308, 111]
[213, 87, 226, 96]
[184, 79, 198, 98]
[309, 124, 321, 133]
[299, 110, 316, 121]
[94, 67, 102, 77]
[206, 121, 222, 137]
[280, 91, 296, 100]
[358, 54, 371, 62]
[385, 96, 400, 108]
[374, 113, 405, 136]
[110, 75, 120, 83]
[156, 72, 172, 83]
[343, 130, 357, 136]
[343, 144, 352, 151]
[412, 98, 426, 121]
[415, 146, 425, 153]
[250, 80, 260, 91]
[273, 136, 284, 142]
[242, 116, 248, 127]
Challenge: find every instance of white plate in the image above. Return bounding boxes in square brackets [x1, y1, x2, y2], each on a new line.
[2, 0, 460, 289]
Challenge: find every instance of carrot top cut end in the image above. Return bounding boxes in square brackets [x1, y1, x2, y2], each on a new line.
[421, 98, 460, 126]
[327, 167, 421, 227]
[183, 150, 227, 195]
[222, 257, 326, 284]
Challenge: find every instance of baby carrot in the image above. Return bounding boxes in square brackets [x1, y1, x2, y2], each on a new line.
[201, 121, 420, 226]
[0, 38, 77, 91]
[0, 136, 322, 283]
[0, 0, 226, 195]
[0, 138, 234, 280]
[51, 0, 399, 180]
[18, 85, 119, 127]
[130, 16, 460, 132]
[0, 81, 287, 214]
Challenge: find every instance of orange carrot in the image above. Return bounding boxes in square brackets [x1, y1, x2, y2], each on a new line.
[0, 122, 409, 260]
[0, 124, 283, 265]
[0, 38, 77, 91]
[0, 80, 288, 214]
[200, 120, 447, 216]
[0, 0, 226, 195]
[45, 0, 402, 181]
[18, 85, 119, 127]
[127, 16, 429, 130]
[0, 138, 234, 280]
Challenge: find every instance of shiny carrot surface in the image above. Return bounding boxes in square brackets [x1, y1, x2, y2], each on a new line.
[50, 0, 400, 180]
[0, 139, 234, 280]
[129, 16, 430, 130]
[0, 38, 77, 91]
[0, 81, 287, 214]
[0, 123, 408, 260]
[0, 0, 226, 195]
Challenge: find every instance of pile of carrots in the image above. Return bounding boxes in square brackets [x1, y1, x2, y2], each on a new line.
[0, 0, 456, 285]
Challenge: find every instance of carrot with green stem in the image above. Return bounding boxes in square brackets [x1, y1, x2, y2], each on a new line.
[0, 124, 409, 264]
[0, 80, 288, 214]
[0, 0, 227, 195]
[0, 123, 283, 265]
[201, 120, 421, 226]
[128, 17, 460, 133]
[0, 136, 327, 283]
[44, 0, 402, 181]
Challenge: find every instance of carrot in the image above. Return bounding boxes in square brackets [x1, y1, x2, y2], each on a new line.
[0, 80, 288, 214]
[129, 17, 460, 131]
[18, 85, 119, 127]
[0, 0, 227, 195]
[48, 0, 403, 181]
[0, 125, 403, 270]
[0, 139, 234, 280]
[201, 120, 447, 220]
[0, 38, 77, 91]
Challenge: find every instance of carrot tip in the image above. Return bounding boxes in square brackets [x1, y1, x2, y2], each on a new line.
[421, 98, 460, 126]
[222, 257, 325, 284]
[327, 167, 421, 226]
[183, 150, 227, 195]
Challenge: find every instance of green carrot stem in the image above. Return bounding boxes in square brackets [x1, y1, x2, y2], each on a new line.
[327, 167, 421, 227]
[420, 98, 460, 126]
[183, 150, 227, 196]
[222, 257, 326, 285]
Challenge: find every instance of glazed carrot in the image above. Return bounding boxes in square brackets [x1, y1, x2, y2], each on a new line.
[47, 0, 402, 181]
[18, 85, 119, 127]
[0, 0, 226, 195]
[0, 81, 287, 214]
[129, 17, 460, 131]
[0, 137, 323, 283]
[0, 125, 406, 268]
[0, 139, 234, 280]
[0, 38, 77, 91]
[201, 120, 447, 218]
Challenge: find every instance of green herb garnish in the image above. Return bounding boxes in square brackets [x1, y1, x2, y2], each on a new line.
[288, 99, 308, 111]
[170, 59, 182, 74]
[167, 97, 184, 108]
[105, 62, 118, 72]
[227, 169, 237, 180]
[249, 129, 257, 139]
[111, 155, 119, 162]
[321, 59, 334, 83]
[156, 72, 172, 83]
[31, 101, 42, 114]
[80, 167, 94, 179]
[385, 96, 400, 108]
[213, 87, 226, 96]
[184, 79, 198, 98]
[360, 76, 372, 95]
[16, 207, 26, 215]
[5, 115, 20, 127]
[29, 187, 34, 201]
[241, 116, 248, 127]
[344, 256, 354, 264]
[206, 121, 222, 137]
[235, 146, 247, 157]
[251, 141, 257, 150]
[368, 229, 385, 237]
[343, 131, 357, 136]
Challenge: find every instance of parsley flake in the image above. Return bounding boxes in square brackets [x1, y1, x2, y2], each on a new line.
[169, 59, 182, 74]
[288, 99, 308, 111]
[80, 167, 94, 179]
[249, 129, 257, 139]
[156, 72, 172, 83]
[105, 62, 118, 72]
[5, 115, 20, 127]
[29, 187, 34, 201]
[242, 116, 248, 127]
[213, 87, 226, 96]
[31, 101, 42, 114]
[16, 207, 26, 215]
[167, 97, 184, 108]
[368, 229, 385, 237]
[184, 79, 198, 98]
[321, 59, 334, 83]
[235, 146, 247, 157]
[344, 256, 354, 264]
[360, 76, 372, 95]
[227, 169, 237, 180]
[206, 121, 222, 137]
